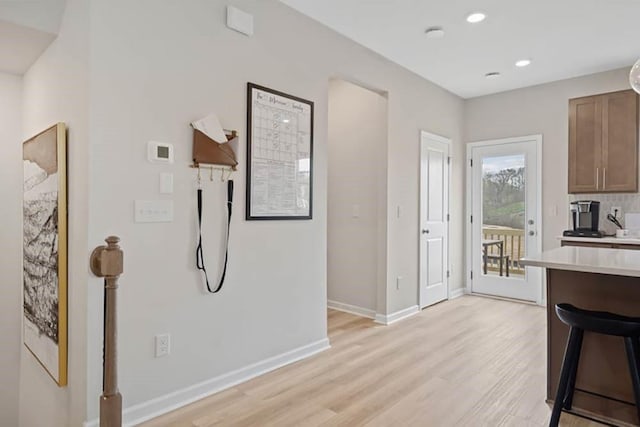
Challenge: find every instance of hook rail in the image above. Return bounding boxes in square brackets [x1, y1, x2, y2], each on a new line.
[190, 163, 235, 182]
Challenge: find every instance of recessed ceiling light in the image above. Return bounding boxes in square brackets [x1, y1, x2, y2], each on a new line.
[515, 59, 531, 67]
[466, 12, 486, 23]
[425, 27, 445, 39]
[485, 72, 501, 79]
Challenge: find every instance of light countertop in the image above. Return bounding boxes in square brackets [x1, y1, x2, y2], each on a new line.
[520, 246, 640, 277]
[558, 236, 640, 245]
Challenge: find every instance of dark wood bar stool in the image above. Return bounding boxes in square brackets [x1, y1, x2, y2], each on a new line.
[550, 303, 640, 427]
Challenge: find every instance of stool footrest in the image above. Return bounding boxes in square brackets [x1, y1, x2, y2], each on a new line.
[549, 304, 640, 427]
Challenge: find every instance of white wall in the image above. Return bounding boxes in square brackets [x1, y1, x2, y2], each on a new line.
[85, 0, 464, 422]
[328, 79, 387, 314]
[10, 0, 632, 424]
[465, 67, 631, 252]
[20, 0, 90, 426]
[0, 71, 23, 427]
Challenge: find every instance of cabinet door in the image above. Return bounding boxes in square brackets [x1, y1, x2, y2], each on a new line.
[569, 96, 602, 193]
[602, 90, 638, 192]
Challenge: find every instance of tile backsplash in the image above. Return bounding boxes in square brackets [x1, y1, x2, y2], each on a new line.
[568, 193, 640, 236]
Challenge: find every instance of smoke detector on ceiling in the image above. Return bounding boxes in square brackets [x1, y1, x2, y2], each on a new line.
[425, 27, 445, 39]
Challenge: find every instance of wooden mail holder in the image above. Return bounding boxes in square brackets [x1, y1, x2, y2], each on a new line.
[192, 129, 238, 170]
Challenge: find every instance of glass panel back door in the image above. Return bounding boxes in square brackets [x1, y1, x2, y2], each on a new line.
[470, 139, 541, 302]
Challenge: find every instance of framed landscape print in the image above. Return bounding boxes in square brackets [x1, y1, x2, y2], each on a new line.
[246, 83, 314, 220]
[23, 123, 68, 386]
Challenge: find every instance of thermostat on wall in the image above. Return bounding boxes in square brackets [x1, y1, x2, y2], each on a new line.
[148, 141, 174, 164]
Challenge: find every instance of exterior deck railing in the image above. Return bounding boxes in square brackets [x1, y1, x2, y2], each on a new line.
[482, 226, 525, 276]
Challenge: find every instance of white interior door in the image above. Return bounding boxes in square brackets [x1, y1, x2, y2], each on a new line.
[420, 132, 450, 308]
[468, 136, 542, 302]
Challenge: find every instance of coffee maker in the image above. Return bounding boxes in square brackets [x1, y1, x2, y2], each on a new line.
[563, 200, 603, 238]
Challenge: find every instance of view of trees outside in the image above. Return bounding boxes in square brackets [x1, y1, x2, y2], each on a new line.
[482, 155, 525, 230]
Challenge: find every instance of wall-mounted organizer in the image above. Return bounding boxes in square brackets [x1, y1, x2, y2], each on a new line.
[189, 117, 238, 294]
[190, 128, 239, 181]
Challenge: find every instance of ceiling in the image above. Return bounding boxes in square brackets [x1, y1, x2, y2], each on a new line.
[0, 0, 66, 75]
[280, 0, 640, 98]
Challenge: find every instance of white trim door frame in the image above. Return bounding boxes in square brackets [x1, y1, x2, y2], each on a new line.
[419, 131, 451, 309]
[466, 135, 543, 305]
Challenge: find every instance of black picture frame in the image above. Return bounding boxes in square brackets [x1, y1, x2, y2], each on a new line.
[246, 83, 314, 220]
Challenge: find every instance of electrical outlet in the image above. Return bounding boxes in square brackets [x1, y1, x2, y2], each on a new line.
[155, 333, 170, 358]
[611, 206, 622, 218]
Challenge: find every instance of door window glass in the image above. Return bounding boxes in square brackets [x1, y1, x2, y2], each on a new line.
[481, 155, 526, 278]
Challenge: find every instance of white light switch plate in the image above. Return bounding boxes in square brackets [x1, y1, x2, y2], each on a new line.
[135, 200, 174, 223]
[160, 173, 173, 194]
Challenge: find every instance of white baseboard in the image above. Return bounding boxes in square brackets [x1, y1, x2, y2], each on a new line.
[327, 300, 375, 319]
[83, 338, 331, 427]
[375, 305, 420, 325]
[449, 287, 466, 300]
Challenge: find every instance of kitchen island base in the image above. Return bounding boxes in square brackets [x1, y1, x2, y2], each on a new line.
[548, 268, 640, 426]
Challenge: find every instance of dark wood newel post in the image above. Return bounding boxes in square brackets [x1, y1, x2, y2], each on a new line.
[90, 236, 124, 427]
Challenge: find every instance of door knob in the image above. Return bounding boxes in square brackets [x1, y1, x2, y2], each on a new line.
[422, 229, 430, 234]
[529, 230, 535, 236]
[528, 219, 534, 225]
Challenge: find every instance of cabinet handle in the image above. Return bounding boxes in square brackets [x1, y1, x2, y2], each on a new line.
[603, 168, 606, 189]
[596, 167, 599, 190]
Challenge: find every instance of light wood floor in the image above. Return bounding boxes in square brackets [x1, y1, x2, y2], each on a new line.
[142, 296, 598, 426]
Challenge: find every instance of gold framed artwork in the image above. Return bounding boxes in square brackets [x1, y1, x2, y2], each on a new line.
[22, 123, 68, 386]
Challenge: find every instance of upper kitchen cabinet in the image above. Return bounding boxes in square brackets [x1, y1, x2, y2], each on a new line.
[569, 95, 601, 193]
[569, 89, 639, 193]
